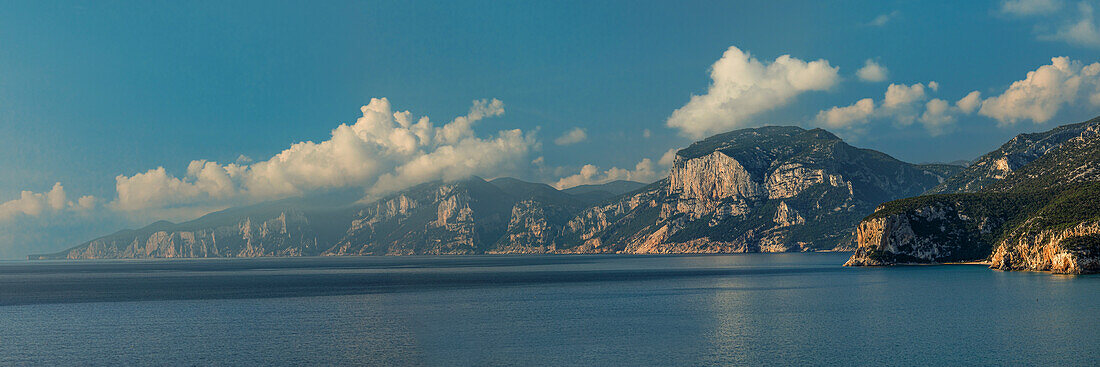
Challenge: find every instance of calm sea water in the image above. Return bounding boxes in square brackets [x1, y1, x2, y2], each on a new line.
[1, 253, 1097, 366]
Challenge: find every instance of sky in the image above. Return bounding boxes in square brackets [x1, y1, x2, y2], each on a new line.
[3, 0, 1100, 258]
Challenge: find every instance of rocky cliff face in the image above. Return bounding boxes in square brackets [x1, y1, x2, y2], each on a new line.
[40, 210, 324, 260]
[990, 221, 1100, 274]
[39, 126, 951, 259]
[844, 199, 1010, 266]
[554, 126, 947, 254]
[847, 116, 1100, 273]
[323, 178, 573, 255]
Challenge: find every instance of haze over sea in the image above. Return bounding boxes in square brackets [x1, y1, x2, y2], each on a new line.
[1, 253, 1097, 366]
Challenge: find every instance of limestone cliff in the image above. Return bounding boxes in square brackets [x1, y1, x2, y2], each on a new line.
[37, 209, 326, 259]
[990, 221, 1100, 274]
[323, 179, 514, 255]
[844, 197, 1014, 266]
[846, 116, 1100, 273]
[555, 126, 947, 253]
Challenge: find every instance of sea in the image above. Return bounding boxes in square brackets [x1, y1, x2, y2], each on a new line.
[1, 253, 1097, 366]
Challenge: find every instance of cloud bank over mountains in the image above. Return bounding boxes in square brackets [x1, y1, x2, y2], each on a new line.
[553, 149, 678, 189]
[978, 56, 1100, 124]
[2, 98, 537, 227]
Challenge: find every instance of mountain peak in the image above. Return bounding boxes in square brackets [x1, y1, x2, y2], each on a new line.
[676, 125, 842, 161]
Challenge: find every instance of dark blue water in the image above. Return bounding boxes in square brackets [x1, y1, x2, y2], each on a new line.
[1, 253, 1098, 366]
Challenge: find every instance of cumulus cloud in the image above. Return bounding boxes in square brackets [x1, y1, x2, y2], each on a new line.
[979, 56, 1100, 124]
[818, 56, 1100, 133]
[1000, 0, 1062, 15]
[918, 99, 956, 134]
[658, 148, 678, 167]
[0, 183, 95, 223]
[815, 81, 970, 134]
[554, 148, 679, 189]
[882, 82, 929, 110]
[816, 82, 932, 127]
[816, 98, 876, 128]
[1, 98, 539, 243]
[956, 91, 983, 114]
[105, 97, 535, 219]
[370, 129, 536, 194]
[868, 10, 900, 26]
[1040, 2, 1100, 47]
[553, 161, 656, 189]
[554, 127, 588, 145]
[667, 45, 839, 138]
[856, 60, 889, 82]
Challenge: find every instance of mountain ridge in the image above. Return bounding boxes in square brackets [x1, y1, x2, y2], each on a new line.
[34, 125, 953, 260]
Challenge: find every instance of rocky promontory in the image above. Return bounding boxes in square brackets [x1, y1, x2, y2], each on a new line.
[846, 117, 1100, 274]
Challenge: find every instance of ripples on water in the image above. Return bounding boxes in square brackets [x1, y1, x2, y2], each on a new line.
[1, 253, 1097, 366]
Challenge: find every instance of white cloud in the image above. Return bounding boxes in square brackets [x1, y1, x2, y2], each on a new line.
[856, 60, 889, 82]
[666, 45, 839, 138]
[883, 82, 929, 109]
[553, 160, 656, 189]
[370, 129, 536, 194]
[818, 56, 1100, 133]
[979, 56, 1100, 124]
[0, 183, 95, 223]
[956, 91, 983, 114]
[2, 97, 538, 238]
[1040, 2, 1100, 47]
[815, 81, 962, 133]
[919, 99, 956, 135]
[107, 98, 536, 218]
[554, 165, 601, 190]
[868, 11, 900, 26]
[643, 129, 652, 138]
[658, 148, 678, 167]
[77, 195, 98, 210]
[816, 98, 876, 128]
[1000, 0, 1063, 16]
[554, 148, 679, 189]
[554, 127, 588, 145]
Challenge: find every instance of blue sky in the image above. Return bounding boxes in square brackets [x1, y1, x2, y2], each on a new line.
[2, 0, 1100, 257]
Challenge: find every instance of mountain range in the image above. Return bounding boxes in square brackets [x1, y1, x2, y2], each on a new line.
[33, 126, 955, 259]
